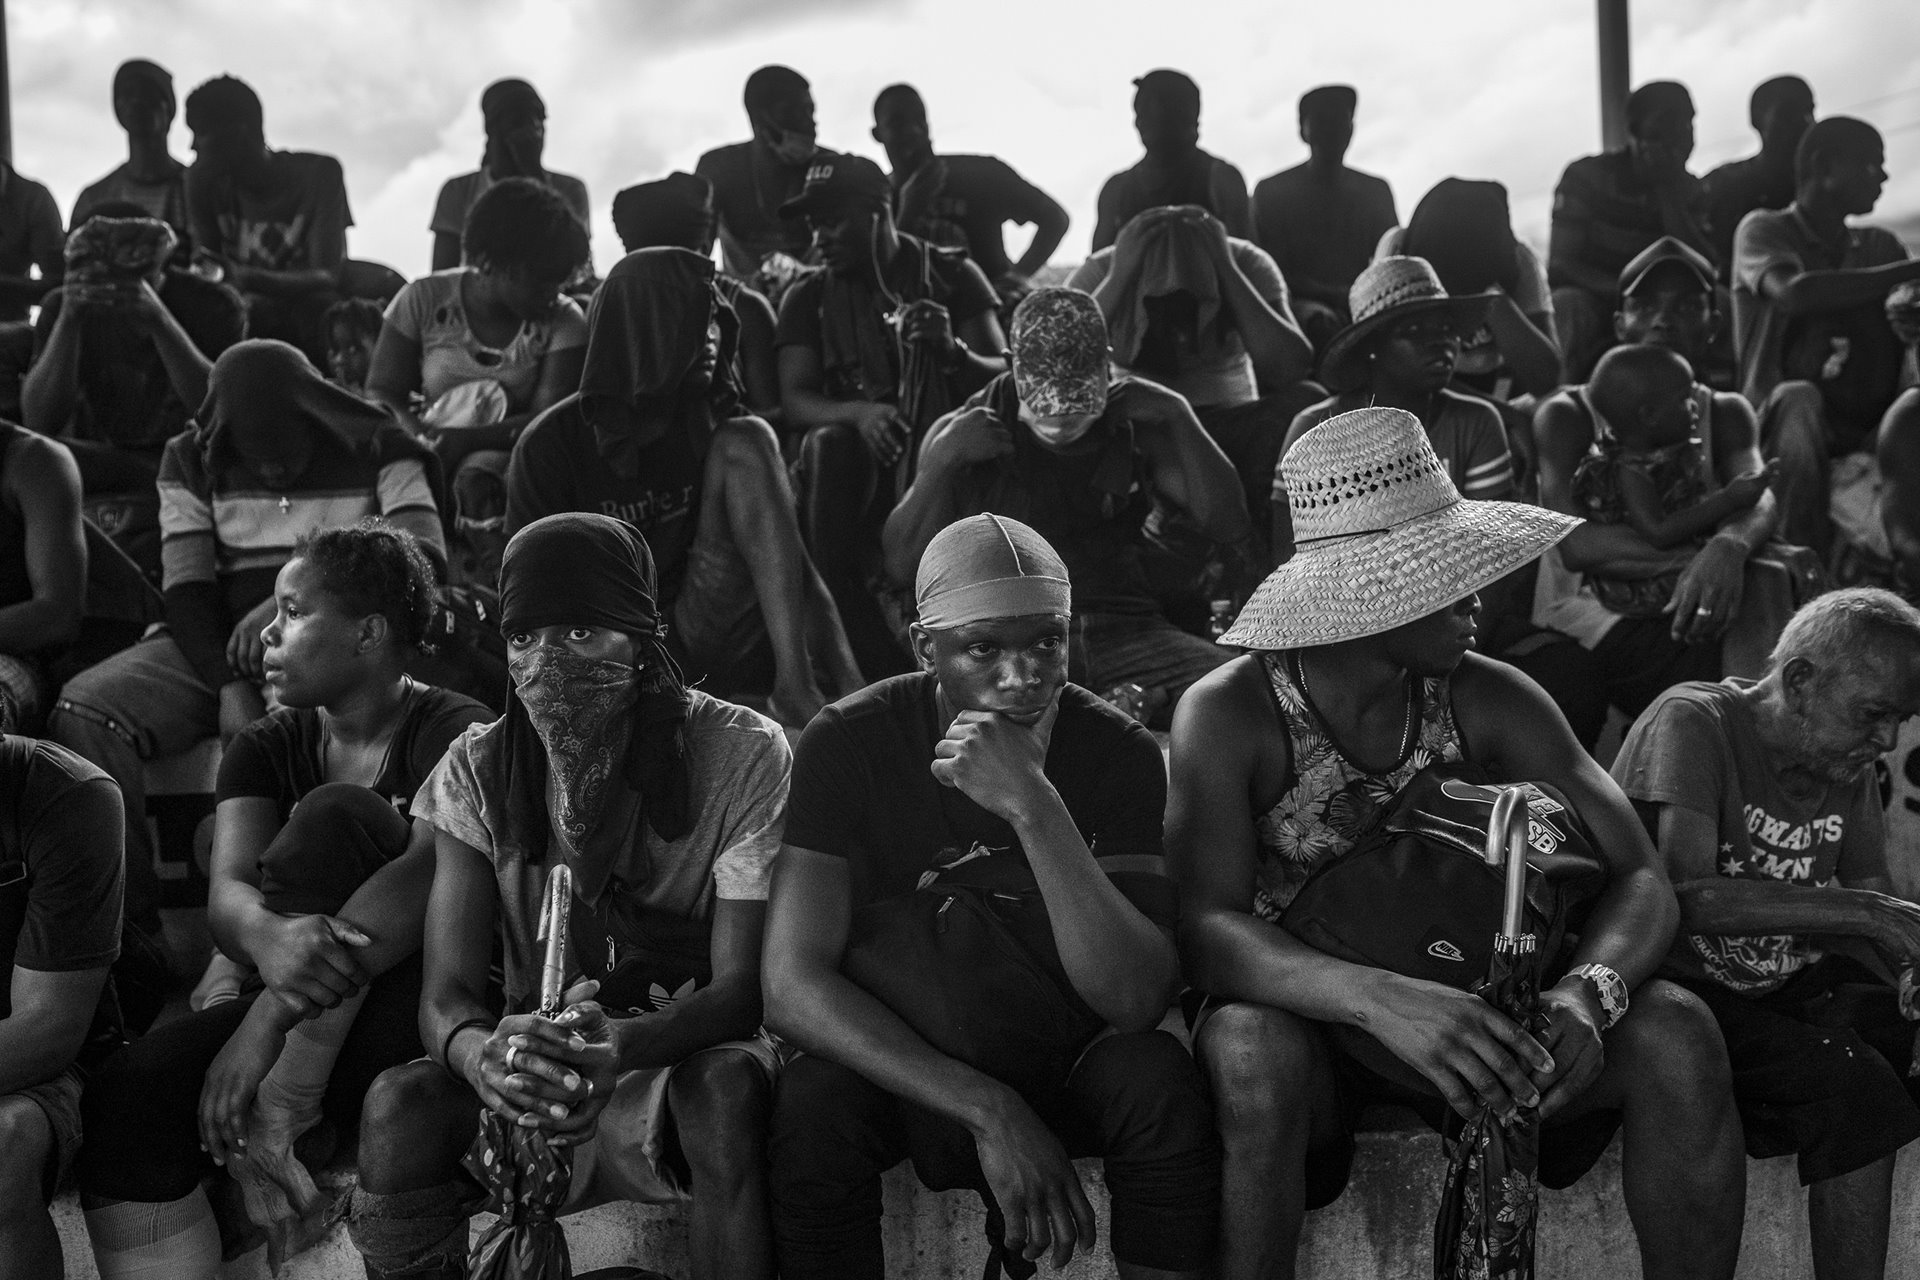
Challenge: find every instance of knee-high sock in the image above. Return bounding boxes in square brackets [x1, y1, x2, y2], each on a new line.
[84, 1188, 221, 1280]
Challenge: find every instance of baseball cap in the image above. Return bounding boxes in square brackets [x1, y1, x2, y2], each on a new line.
[1009, 288, 1110, 417]
[1618, 236, 1715, 299]
[777, 154, 891, 219]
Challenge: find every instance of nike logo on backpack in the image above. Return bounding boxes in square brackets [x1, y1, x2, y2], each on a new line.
[1427, 940, 1466, 963]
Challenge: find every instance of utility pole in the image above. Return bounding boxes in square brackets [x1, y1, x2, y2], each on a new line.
[1597, 0, 1630, 151]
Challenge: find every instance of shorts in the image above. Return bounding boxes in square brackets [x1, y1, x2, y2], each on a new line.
[1669, 958, 1920, 1185]
[13, 1065, 85, 1202]
[563, 1028, 792, 1209]
[670, 511, 768, 689]
[1187, 995, 1620, 1210]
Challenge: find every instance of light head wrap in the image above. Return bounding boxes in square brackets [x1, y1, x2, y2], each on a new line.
[915, 514, 1072, 630]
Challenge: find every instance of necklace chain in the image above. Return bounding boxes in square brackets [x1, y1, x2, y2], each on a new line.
[1294, 652, 1417, 763]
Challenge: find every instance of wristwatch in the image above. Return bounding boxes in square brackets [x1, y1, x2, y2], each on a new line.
[1568, 963, 1629, 1031]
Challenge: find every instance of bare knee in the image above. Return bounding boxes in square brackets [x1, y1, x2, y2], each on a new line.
[670, 1051, 770, 1189]
[357, 1061, 472, 1192]
[1196, 1002, 1324, 1138]
[1608, 980, 1733, 1103]
[0, 1097, 54, 1214]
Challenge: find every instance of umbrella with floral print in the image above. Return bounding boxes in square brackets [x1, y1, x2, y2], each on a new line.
[1434, 787, 1547, 1280]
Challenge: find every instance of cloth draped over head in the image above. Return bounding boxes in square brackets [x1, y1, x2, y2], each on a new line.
[479, 78, 546, 175]
[1105, 207, 1226, 367]
[611, 172, 715, 254]
[581, 248, 742, 473]
[916, 513, 1072, 630]
[476, 512, 693, 893]
[1401, 178, 1520, 297]
[195, 339, 433, 482]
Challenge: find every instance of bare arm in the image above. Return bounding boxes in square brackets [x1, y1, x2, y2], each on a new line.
[1008, 186, 1070, 282]
[1760, 258, 1920, 319]
[881, 405, 1004, 588]
[19, 295, 84, 436]
[1205, 229, 1313, 388]
[1615, 466, 1756, 548]
[0, 435, 85, 652]
[1483, 291, 1562, 396]
[778, 343, 888, 431]
[1534, 393, 1696, 577]
[365, 326, 427, 435]
[0, 967, 109, 1096]
[418, 829, 502, 1075]
[731, 286, 785, 419]
[1658, 801, 1920, 970]
[1878, 392, 1920, 586]
[1140, 393, 1252, 543]
[1706, 391, 1778, 552]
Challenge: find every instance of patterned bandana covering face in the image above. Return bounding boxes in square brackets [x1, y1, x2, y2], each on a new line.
[1011, 289, 1110, 418]
[509, 646, 640, 857]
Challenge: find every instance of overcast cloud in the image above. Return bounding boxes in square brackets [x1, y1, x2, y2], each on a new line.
[12, 0, 1919, 277]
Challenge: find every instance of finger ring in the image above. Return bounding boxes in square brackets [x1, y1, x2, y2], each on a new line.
[505, 1045, 519, 1075]
[585, 1078, 596, 1100]
[1695, 605, 1712, 615]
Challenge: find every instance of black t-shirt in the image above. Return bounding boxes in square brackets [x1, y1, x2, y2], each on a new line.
[33, 270, 247, 453]
[773, 240, 998, 403]
[0, 736, 123, 1021]
[896, 154, 1053, 284]
[216, 682, 491, 819]
[504, 394, 709, 611]
[784, 672, 1166, 908]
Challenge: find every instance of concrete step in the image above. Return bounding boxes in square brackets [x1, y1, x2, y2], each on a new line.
[51, 1129, 1919, 1278]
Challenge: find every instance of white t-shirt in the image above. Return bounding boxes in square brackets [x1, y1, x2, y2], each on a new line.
[382, 268, 586, 413]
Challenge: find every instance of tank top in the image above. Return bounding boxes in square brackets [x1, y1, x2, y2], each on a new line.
[1250, 650, 1466, 923]
[0, 426, 35, 611]
[1532, 382, 1717, 647]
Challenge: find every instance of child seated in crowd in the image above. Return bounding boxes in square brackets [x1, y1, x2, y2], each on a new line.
[1571, 343, 1776, 615]
[322, 298, 383, 398]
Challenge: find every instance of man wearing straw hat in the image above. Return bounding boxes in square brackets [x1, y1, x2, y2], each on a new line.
[1167, 406, 1746, 1279]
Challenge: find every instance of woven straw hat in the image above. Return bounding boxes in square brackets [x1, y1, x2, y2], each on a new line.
[1318, 256, 1494, 393]
[1219, 406, 1577, 650]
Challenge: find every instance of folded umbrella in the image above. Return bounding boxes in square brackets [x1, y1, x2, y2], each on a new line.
[1435, 786, 1546, 1280]
[466, 864, 577, 1280]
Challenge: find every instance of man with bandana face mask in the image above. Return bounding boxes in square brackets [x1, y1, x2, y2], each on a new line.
[350, 513, 794, 1280]
[885, 287, 1250, 726]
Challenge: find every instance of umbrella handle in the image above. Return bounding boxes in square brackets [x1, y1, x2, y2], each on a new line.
[1483, 788, 1532, 942]
[537, 864, 574, 1018]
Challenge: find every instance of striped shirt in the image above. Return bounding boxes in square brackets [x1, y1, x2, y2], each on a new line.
[156, 418, 443, 690]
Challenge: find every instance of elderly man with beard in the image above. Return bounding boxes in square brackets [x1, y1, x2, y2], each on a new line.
[1612, 587, 1920, 1280]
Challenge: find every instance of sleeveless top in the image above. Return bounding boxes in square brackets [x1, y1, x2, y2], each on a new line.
[1532, 382, 1716, 647]
[1251, 650, 1466, 923]
[0, 426, 35, 611]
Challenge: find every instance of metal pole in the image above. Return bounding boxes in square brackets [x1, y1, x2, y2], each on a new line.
[1597, 0, 1630, 152]
[0, 0, 12, 165]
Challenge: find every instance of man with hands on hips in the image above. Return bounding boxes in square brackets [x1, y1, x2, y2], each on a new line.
[764, 513, 1220, 1280]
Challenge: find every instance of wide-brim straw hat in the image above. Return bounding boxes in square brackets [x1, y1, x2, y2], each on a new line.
[1219, 406, 1578, 651]
[1318, 256, 1494, 394]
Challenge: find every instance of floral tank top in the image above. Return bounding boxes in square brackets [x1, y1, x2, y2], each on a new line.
[1252, 651, 1465, 923]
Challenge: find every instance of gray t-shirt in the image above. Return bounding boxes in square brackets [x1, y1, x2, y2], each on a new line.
[412, 690, 789, 1009]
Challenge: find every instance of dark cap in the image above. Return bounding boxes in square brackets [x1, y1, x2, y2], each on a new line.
[1299, 84, 1358, 120]
[1625, 80, 1694, 134]
[113, 59, 174, 113]
[778, 154, 891, 219]
[1618, 235, 1715, 298]
[1134, 69, 1201, 116]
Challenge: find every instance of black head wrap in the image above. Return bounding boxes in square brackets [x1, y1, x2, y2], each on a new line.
[496, 513, 692, 845]
[611, 172, 716, 254]
[581, 248, 742, 465]
[480, 79, 547, 177]
[1401, 178, 1521, 297]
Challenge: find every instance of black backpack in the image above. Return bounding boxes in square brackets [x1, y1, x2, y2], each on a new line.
[1279, 763, 1605, 1091]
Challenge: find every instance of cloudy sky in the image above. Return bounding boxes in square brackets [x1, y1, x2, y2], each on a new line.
[12, 0, 1920, 278]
